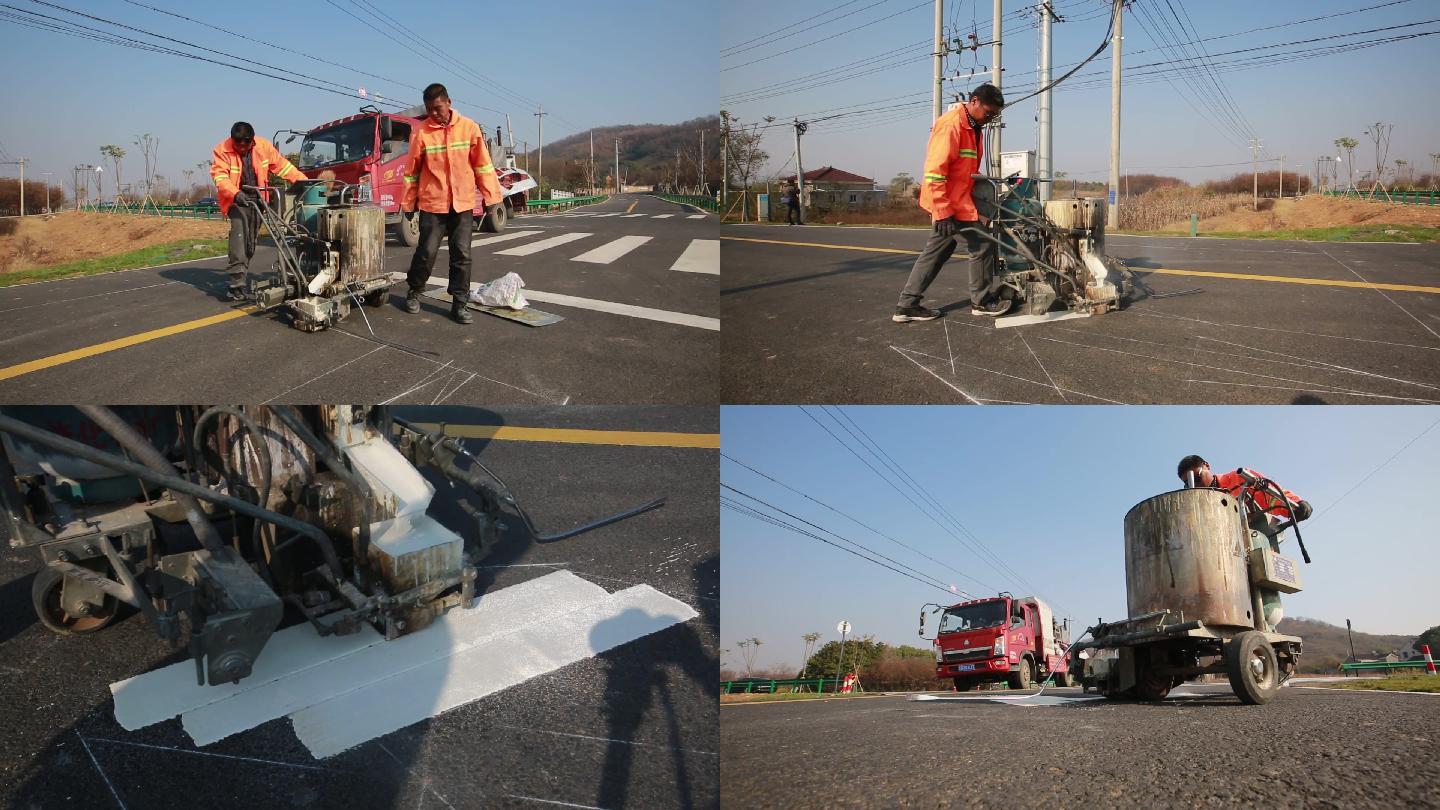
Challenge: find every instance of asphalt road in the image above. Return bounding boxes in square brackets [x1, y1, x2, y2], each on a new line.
[721, 224, 1440, 404]
[0, 195, 717, 405]
[720, 683, 1440, 808]
[0, 405, 719, 810]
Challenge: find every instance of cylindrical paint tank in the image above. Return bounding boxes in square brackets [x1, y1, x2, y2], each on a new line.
[1123, 488, 1254, 630]
[318, 204, 385, 283]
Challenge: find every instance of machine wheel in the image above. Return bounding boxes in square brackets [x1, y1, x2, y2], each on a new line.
[953, 678, 976, 692]
[1008, 657, 1033, 690]
[32, 566, 119, 635]
[1132, 661, 1173, 701]
[364, 288, 389, 307]
[479, 202, 508, 233]
[1225, 631, 1280, 705]
[397, 211, 421, 247]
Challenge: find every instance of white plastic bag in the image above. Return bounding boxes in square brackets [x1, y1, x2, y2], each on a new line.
[470, 272, 528, 309]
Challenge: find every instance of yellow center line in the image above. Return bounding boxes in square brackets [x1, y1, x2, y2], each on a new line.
[626, 200, 637, 214]
[721, 236, 1440, 295]
[411, 423, 719, 449]
[0, 307, 256, 383]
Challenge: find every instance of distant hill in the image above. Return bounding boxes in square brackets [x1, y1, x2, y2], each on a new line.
[1277, 617, 1419, 673]
[519, 116, 720, 192]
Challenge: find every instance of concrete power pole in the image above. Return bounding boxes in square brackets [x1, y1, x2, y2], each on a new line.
[1279, 154, 1285, 198]
[793, 119, 807, 208]
[990, 0, 1004, 177]
[932, 0, 945, 121]
[1250, 138, 1263, 211]
[589, 130, 595, 196]
[614, 138, 621, 196]
[534, 107, 545, 198]
[42, 171, 52, 213]
[1107, 0, 1123, 228]
[700, 130, 706, 195]
[1038, 1, 1055, 202]
[2, 158, 29, 216]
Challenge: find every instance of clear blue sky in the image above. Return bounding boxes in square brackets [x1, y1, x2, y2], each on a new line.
[721, 0, 1440, 187]
[721, 405, 1440, 672]
[0, 0, 715, 195]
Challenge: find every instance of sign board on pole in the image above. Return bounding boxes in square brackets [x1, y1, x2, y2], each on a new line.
[837, 621, 851, 635]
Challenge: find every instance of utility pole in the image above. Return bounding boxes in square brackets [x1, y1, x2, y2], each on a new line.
[1278, 154, 1285, 198]
[990, 0, 1004, 177]
[42, 171, 52, 212]
[699, 130, 706, 195]
[2, 158, 29, 216]
[533, 107, 545, 198]
[676, 148, 681, 193]
[1107, 0, 1123, 228]
[1037, 1, 1058, 202]
[1346, 619, 1356, 663]
[721, 118, 729, 210]
[614, 138, 621, 196]
[522, 141, 529, 172]
[793, 119, 808, 208]
[1250, 138, 1263, 211]
[932, 0, 945, 121]
[589, 130, 595, 196]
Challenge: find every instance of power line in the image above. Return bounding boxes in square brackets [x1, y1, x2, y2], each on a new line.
[1313, 416, 1440, 523]
[722, 0, 933, 73]
[721, 0, 887, 58]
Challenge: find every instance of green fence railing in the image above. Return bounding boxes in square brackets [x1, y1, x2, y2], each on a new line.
[1321, 189, 1439, 206]
[1339, 660, 1435, 675]
[79, 203, 223, 219]
[526, 195, 607, 213]
[654, 194, 718, 213]
[721, 678, 852, 694]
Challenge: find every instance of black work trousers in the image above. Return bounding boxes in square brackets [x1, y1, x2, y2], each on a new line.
[225, 201, 260, 292]
[406, 209, 474, 296]
[896, 218, 999, 309]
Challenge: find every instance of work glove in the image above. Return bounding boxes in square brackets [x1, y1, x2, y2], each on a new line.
[934, 216, 961, 238]
[1291, 500, 1313, 521]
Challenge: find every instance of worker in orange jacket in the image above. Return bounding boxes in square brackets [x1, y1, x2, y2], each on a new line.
[894, 84, 1010, 323]
[1176, 454, 1313, 524]
[211, 121, 307, 299]
[399, 83, 505, 324]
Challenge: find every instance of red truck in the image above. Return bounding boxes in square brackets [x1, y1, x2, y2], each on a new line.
[921, 592, 1073, 690]
[282, 104, 537, 245]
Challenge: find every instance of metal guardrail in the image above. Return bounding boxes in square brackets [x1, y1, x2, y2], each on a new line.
[79, 203, 223, 219]
[720, 677, 850, 694]
[654, 194, 718, 212]
[1321, 189, 1439, 206]
[526, 195, 607, 213]
[1339, 660, 1434, 675]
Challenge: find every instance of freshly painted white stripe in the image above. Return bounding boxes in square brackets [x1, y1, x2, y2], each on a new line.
[620, 213, 647, 218]
[425, 275, 720, 330]
[495, 232, 592, 256]
[687, 214, 706, 219]
[590, 212, 621, 218]
[181, 571, 609, 746]
[291, 584, 698, 758]
[669, 239, 719, 275]
[110, 620, 384, 731]
[651, 214, 674, 219]
[570, 236, 653, 264]
[437, 230, 542, 251]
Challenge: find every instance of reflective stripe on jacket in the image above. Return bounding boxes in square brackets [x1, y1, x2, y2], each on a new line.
[400, 110, 503, 215]
[918, 106, 984, 222]
[210, 136, 306, 217]
[1212, 468, 1302, 518]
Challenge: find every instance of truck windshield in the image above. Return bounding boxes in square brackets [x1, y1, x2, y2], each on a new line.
[300, 120, 374, 169]
[939, 601, 1006, 633]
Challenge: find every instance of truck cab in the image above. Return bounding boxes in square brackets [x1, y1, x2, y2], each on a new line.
[294, 106, 537, 246]
[923, 593, 1072, 691]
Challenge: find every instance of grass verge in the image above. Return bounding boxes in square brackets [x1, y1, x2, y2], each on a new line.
[1317, 675, 1440, 693]
[1116, 225, 1440, 242]
[0, 238, 229, 287]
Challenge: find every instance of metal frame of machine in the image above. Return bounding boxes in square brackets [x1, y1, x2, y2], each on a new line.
[968, 174, 1133, 328]
[1070, 481, 1311, 705]
[0, 406, 663, 687]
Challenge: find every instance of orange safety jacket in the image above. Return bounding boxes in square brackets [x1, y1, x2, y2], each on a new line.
[400, 110, 503, 215]
[210, 136, 306, 217]
[1210, 468, 1303, 519]
[919, 105, 984, 222]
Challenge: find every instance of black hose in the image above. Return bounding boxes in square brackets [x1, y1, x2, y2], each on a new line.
[75, 405, 228, 557]
[0, 412, 344, 580]
[271, 405, 371, 593]
[194, 406, 275, 586]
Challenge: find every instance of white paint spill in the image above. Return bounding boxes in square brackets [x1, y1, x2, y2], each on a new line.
[107, 571, 697, 760]
[291, 583, 696, 758]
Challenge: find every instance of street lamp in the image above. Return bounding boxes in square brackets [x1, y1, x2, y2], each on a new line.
[94, 165, 104, 206]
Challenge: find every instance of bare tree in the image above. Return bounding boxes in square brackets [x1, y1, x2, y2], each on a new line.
[1334, 137, 1358, 190]
[99, 144, 126, 200]
[721, 110, 772, 221]
[133, 133, 159, 197]
[801, 632, 822, 676]
[1363, 122, 1392, 191]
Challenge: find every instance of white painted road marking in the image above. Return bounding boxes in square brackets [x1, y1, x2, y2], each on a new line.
[290, 582, 698, 758]
[687, 214, 706, 219]
[495, 232, 592, 256]
[426, 275, 720, 331]
[590, 212, 621, 218]
[621, 213, 647, 218]
[669, 239, 720, 275]
[571, 235, 654, 265]
[651, 214, 674, 219]
[437, 230, 542, 251]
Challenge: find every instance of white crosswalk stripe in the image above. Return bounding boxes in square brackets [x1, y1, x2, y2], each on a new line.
[669, 239, 719, 275]
[570, 235, 653, 264]
[687, 214, 706, 219]
[620, 213, 647, 218]
[437, 230, 543, 251]
[494, 232, 591, 256]
[651, 214, 673, 219]
[591, 212, 621, 217]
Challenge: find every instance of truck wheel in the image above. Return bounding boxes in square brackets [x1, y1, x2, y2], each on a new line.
[1008, 658, 1033, 690]
[1052, 670, 1073, 688]
[396, 211, 421, 247]
[953, 678, 975, 692]
[1225, 631, 1280, 705]
[480, 202, 508, 233]
[32, 566, 119, 635]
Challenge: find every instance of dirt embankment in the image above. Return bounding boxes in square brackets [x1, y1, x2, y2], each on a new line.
[0, 211, 228, 274]
[1161, 194, 1440, 233]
